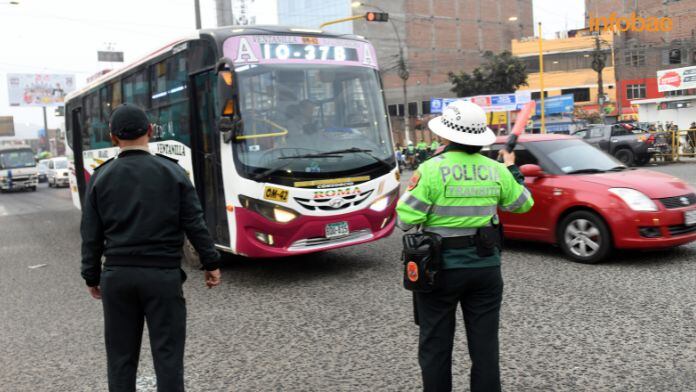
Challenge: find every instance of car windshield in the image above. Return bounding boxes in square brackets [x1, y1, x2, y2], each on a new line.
[0, 150, 35, 169]
[54, 160, 68, 169]
[533, 139, 623, 173]
[231, 64, 393, 178]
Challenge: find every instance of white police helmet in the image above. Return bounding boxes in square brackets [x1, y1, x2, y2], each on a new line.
[428, 100, 496, 146]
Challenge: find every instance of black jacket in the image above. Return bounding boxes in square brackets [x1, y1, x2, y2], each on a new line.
[81, 149, 220, 287]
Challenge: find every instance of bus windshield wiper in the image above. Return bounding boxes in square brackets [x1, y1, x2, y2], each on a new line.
[249, 161, 294, 182]
[566, 168, 605, 175]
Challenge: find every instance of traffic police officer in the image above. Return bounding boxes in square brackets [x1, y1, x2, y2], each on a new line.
[396, 100, 534, 392]
[81, 103, 222, 392]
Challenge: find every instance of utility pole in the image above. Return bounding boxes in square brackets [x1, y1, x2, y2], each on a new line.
[216, 0, 234, 27]
[591, 33, 607, 123]
[194, 0, 201, 29]
[538, 22, 545, 133]
[399, 54, 411, 145]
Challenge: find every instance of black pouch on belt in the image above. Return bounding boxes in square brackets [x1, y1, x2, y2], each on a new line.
[475, 224, 502, 257]
[402, 232, 443, 292]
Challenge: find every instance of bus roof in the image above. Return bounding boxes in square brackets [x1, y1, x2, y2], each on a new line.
[65, 25, 368, 102]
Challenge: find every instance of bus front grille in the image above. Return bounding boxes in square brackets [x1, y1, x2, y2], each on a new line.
[288, 229, 373, 251]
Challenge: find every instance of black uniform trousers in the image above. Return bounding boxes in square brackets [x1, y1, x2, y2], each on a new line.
[100, 266, 187, 392]
[416, 266, 503, 392]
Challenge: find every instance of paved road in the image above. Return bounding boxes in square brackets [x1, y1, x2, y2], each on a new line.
[1, 167, 696, 391]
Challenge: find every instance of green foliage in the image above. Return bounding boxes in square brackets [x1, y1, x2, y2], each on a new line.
[448, 51, 528, 97]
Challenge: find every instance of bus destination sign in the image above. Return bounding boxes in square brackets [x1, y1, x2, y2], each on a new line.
[224, 35, 378, 69]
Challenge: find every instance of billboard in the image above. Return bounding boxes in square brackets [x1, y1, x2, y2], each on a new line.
[657, 65, 696, 92]
[0, 116, 14, 137]
[430, 91, 532, 114]
[535, 94, 575, 115]
[6, 73, 76, 107]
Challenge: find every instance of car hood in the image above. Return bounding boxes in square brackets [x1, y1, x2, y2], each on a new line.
[575, 169, 693, 198]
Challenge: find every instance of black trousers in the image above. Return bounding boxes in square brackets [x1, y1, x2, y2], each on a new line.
[100, 266, 187, 392]
[415, 267, 503, 392]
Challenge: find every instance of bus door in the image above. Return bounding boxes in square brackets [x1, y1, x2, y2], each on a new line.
[69, 105, 87, 200]
[190, 70, 230, 246]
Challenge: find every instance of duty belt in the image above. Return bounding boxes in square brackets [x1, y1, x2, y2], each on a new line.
[441, 235, 476, 249]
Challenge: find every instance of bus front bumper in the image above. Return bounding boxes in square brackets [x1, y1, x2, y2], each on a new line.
[0, 176, 38, 190]
[234, 202, 397, 258]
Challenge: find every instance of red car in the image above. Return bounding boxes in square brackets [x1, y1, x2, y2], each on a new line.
[488, 134, 696, 263]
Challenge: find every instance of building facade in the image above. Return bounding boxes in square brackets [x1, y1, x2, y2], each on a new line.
[512, 29, 618, 124]
[350, 0, 533, 140]
[585, 0, 696, 119]
[277, 0, 354, 34]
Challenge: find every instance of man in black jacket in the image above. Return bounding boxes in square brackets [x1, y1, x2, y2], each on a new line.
[81, 103, 221, 392]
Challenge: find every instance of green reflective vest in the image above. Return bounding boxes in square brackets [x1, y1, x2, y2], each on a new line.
[430, 141, 440, 150]
[416, 142, 428, 150]
[396, 149, 534, 268]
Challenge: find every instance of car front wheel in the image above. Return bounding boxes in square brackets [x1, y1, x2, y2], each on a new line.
[558, 211, 612, 264]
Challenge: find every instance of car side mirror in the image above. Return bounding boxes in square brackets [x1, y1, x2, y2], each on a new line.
[520, 164, 545, 178]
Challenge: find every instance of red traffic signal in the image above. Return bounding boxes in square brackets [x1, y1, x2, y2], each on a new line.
[365, 12, 389, 22]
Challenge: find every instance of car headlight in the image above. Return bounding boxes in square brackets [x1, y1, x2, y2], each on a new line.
[608, 188, 657, 211]
[369, 188, 399, 212]
[238, 195, 298, 223]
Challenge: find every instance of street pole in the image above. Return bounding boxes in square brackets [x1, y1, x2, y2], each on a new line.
[595, 35, 605, 123]
[42, 106, 49, 153]
[538, 22, 546, 134]
[194, 0, 201, 29]
[215, 0, 234, 26]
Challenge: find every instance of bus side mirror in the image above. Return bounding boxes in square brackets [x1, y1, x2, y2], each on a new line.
[520, 164, 544, 178]
[216, 57, 238, 122]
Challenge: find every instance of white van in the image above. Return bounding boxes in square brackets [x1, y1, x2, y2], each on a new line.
[0, 145, 38, 192]
[47, 157, 70, 188]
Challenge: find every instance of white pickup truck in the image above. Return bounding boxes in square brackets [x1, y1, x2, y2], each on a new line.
[0, 145, 38, 192]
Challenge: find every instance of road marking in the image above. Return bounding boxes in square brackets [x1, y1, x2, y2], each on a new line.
[0, 205, 7, 216]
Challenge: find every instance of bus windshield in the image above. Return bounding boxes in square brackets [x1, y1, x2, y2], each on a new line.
[0, 149, 35, 169]
[232, 64, 393, 180]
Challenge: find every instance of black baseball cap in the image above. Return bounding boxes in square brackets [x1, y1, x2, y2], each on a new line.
[109, 103, 150, 140]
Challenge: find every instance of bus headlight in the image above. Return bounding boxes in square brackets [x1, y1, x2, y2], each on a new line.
[608, 188, 657, 211]
[239, 195, 298, 223]
[369, 188, 399, 212]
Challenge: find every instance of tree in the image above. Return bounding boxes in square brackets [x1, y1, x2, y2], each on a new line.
[448, 51, 528, 97]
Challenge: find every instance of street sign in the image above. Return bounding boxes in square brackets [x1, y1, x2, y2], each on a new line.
[430, 92, 532, 113]
[0, 116, 14, 137]
[6, 74, 75, 107]
[97, 51, 124, 62]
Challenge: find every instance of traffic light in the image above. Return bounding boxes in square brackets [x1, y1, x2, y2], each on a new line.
[365, 12, 388, 22]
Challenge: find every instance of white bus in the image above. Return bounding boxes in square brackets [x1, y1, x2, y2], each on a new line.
[0, 145, 38, 192]
[64, 26, 400, 258]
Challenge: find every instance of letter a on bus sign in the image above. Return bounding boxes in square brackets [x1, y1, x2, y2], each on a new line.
[235, 38, 258, 63]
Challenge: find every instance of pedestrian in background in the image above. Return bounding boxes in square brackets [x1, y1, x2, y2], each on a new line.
[396, 100, 534, 392]
[81, 103, 222, 392]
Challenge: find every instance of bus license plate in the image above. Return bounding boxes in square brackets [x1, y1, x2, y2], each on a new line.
[325, 221, 349, 238]
[685, 210, 696, 226]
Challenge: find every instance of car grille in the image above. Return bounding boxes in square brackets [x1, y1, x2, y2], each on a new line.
[294, 190, 373, 211]
[668, 224, 696, 236]
[659, 193, 696, 209]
